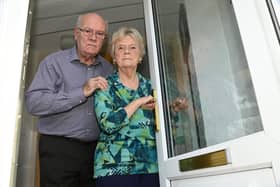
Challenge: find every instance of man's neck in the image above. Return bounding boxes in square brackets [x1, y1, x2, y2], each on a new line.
[80, 55, 97, 66]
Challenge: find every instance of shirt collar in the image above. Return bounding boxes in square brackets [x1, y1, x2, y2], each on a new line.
[69, 46, 102, 66]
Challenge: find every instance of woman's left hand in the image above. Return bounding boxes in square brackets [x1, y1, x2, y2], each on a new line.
[141, 96, 156, 110]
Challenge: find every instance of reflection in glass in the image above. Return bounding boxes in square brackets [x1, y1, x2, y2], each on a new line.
[154, 0, 263, 157]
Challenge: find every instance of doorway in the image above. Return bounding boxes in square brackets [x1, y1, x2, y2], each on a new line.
[16, 1, 148, 186]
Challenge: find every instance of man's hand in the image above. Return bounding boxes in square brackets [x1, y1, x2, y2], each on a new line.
[83, 76, 108, 97]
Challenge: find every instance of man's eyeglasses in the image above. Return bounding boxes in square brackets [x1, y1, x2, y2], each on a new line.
[78, 27, 106, 39]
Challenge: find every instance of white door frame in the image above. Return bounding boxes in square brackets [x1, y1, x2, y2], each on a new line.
[0, 0, 31, 186]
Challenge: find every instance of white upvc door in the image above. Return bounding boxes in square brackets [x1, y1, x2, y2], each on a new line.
[144, 0, 280, 187]
[0, 0, 32, 186]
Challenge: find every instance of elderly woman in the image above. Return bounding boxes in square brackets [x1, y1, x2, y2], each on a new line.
[93, 27, 160, 187]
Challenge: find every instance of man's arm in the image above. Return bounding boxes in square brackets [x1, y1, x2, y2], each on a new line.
[25, 58, 86, 116]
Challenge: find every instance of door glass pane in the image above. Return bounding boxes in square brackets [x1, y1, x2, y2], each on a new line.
[153, 0, 263, 157]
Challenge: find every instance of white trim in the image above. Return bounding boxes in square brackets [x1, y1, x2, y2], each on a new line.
[0, 0, 30, 186]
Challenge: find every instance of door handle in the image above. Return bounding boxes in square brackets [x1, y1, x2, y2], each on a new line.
[153, 90, 160, 132]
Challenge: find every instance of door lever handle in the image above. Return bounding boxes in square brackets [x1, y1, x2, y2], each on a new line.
[153, 90, 160, 132]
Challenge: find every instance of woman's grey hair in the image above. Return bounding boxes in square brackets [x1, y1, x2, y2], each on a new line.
[110, 27, 145, 59]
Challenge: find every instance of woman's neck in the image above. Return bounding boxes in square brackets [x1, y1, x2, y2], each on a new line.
[118, 70, 139, 90]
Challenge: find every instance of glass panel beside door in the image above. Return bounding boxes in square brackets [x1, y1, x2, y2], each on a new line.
[153, 0, 263, 157]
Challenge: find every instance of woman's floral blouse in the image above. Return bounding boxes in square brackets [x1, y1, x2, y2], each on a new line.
[93, 71, 158, 178]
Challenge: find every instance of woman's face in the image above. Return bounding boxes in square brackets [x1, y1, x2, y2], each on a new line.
[114, 36, 141, 70]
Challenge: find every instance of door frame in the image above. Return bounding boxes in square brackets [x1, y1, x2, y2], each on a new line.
[0, 0, 32, 186]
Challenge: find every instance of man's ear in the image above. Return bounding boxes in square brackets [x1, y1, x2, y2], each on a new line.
[73, 27, 79, 40]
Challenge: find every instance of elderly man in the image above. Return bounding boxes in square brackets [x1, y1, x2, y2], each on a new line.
[25, 13, 113, 187]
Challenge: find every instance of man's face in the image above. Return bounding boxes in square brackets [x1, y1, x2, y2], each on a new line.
[74, 14, 106, 58]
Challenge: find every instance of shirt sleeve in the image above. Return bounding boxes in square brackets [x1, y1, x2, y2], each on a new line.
[25, 57, 86, 116]
[94, 89, 130, 134]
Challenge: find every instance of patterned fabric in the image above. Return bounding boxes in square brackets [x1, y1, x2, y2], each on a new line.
[94, 71, 158, 178]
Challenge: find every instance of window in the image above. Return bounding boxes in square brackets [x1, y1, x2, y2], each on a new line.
[153, 0, 263, 157]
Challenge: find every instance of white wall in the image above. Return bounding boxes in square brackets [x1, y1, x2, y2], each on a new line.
[0, 0, 30, 186]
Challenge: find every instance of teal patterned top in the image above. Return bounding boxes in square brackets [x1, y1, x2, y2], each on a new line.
[93, 71, 158, 178]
